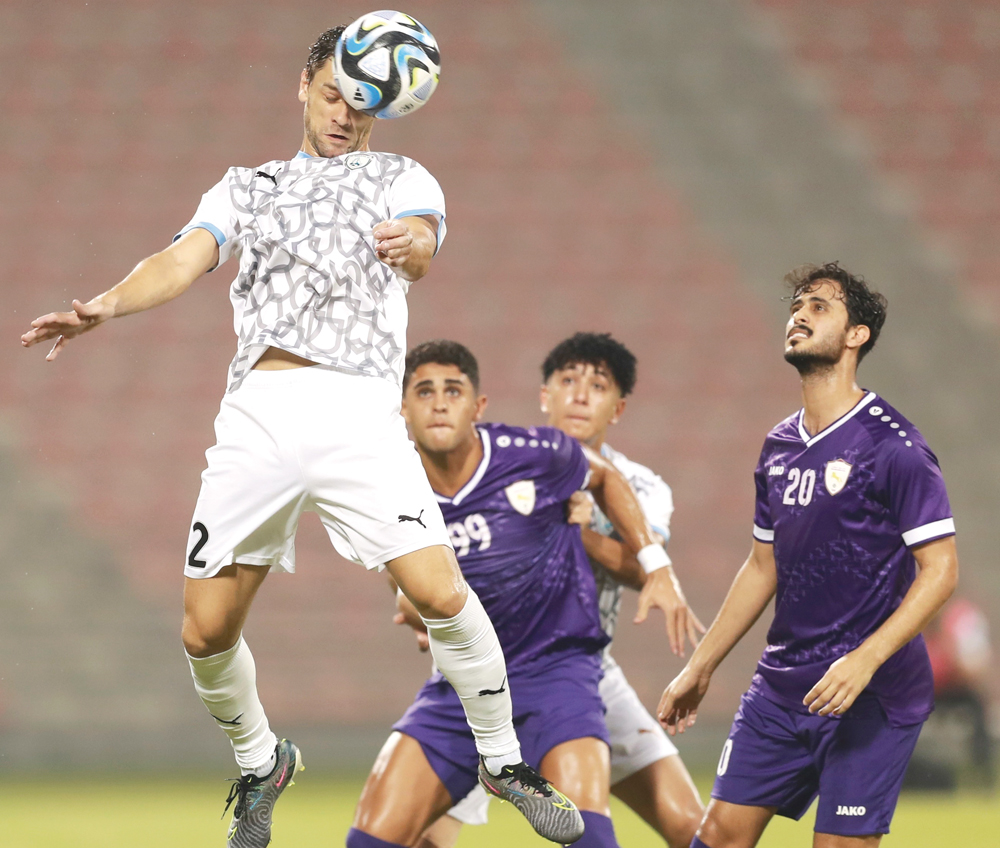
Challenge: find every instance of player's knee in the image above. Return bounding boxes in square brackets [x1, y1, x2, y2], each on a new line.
[411, 581, 469, 621]
[664, 803, 703, 848]
[695, 815, 740, 848]
[181, 612, 240, 658]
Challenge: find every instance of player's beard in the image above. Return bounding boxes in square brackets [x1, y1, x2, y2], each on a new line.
[784, 330, 847, 376]
[303, 114, 368, 158]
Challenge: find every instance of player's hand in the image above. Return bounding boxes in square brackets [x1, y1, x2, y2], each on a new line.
[373, 219, 415, 268]
[21, 297, 115, 361]
[804, 649, 878, 717]
[394, 591, 430, 652]
[634, 567, 706, 657]
[657, 664, 711, 736]
[566, 491, 594, 526]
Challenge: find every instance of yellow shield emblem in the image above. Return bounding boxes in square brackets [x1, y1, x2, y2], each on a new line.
[824, 459, 852, 495]
[504, 480, 536, 515]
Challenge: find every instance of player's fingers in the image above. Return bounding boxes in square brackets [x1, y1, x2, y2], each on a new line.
[656, 688, 675, 721]
[691, 609, 707, 634]
[817, 692, 846, 716]
[685, 614, 702, 651]
[833, 691, 857, 715]
[45, 336, 65, 361]
[392, 612, 406, 625]
[686, 707, 699, 728]
[417, 632, 430, 652]
[803, 675, 832, 707]
[666, 606, 680, 656]
[381, 245, 412, 260]
[806, 682, 837, 713]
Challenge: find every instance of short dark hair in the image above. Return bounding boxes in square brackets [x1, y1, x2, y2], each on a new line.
[541, 332, 637, 396]
[305, 26, 346, 82]
[404, 340, 480, 392]
[785, 262, 888, 362]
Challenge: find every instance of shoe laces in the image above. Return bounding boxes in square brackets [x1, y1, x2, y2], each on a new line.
[222, 774, 261, 820]
[501, 762, 553, 797]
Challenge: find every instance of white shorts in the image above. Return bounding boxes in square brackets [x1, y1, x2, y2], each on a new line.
[448, 662, 678, 826]
[184, 366, 451, 578]
[602, 662, 678, 786]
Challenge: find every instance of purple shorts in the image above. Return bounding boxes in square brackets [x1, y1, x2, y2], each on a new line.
[393, 653, 609, 804]
[712, 688, 922, 836]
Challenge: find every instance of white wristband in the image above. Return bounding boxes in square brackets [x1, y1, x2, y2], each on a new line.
[637, 543, 671, 574]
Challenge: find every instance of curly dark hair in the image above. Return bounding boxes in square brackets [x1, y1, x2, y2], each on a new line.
[305, 26, 347, 82]
[541, 332, 637, 396]
[785, 262, 888, 362]
[404, 340, 480, 393]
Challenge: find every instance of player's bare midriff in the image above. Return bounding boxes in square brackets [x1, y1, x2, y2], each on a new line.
[253, 347, 317, 370]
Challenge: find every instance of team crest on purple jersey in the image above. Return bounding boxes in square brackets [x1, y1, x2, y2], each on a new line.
[751, 392, 954, 727]
[504, 480, 536, 515]
[824, 459, 852, 495]
[435, 423, 608, 674]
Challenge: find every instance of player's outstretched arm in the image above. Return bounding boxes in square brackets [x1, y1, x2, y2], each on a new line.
[21, 228, 220, 361]
[657, 540, 777, 735]
[374, 215, 437, 283]
[804, 535, 958, 717]
[581, 446, 704, 656]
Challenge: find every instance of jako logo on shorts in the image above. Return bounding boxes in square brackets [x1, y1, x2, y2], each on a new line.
[836, 805, 867, 816]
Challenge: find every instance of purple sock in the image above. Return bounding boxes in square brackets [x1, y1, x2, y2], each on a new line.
[575, 811, 620, 847]
[690, 836, 712, 848]
[345, 828, 406, 848]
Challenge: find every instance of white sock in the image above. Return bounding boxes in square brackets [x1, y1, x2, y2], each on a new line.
[482, 750, 523, 775]
[421, 590, 521, 762]
[186, 636, 278, 775]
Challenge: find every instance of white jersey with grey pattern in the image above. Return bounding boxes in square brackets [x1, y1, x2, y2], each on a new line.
[589, 442, 673, 670]
[176, 151, 446, 392]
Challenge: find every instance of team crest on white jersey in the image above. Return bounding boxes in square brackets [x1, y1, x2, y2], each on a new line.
[504, 480, 536, 515]
[345, 153, 373, 170]
[825, 459, 852, 495]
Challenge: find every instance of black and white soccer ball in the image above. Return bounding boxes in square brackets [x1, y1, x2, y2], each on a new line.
[334, 10, 440, 119]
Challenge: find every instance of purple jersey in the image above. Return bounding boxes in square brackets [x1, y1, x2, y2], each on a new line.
[751, 392, 955, 726]
[435, 423, 608, 674]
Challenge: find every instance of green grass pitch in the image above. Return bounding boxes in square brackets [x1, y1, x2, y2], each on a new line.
[3, 775, 997, 847]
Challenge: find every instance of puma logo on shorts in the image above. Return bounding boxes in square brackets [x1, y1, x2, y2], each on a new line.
[398, 510, 427, 528]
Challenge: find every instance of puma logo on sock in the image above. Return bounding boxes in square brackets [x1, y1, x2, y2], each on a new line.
[478, 676, 507, 697]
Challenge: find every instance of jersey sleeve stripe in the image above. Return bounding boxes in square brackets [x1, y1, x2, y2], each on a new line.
[753, 524, 775, 542]
[649, 525, 671, 544]
[393, 208, 446, 255]
[901, 518, 956, 547]
[175, 221, 227, 247]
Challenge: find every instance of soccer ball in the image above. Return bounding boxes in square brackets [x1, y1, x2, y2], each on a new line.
[334, 11, 441, 119]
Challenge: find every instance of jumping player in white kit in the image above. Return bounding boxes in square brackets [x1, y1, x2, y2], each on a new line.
[20, 24, 582, 848]
[415, 333, 705, 848]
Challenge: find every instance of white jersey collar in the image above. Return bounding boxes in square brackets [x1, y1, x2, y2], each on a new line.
[797, 391, 876, 447]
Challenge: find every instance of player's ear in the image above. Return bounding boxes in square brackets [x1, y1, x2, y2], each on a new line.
[298, 69, 310, 103]
[474, 394, 488, 421]
[610, 397, 626, 425]
[539, 384, 549, 414]
[846, 323, 870, 352]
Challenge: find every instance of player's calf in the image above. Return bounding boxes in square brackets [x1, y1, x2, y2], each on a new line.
[693, 799, 774, 848]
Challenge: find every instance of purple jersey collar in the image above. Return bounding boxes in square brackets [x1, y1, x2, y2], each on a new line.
[434, 427, 492, 506]
[796, 391, 876, 447]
